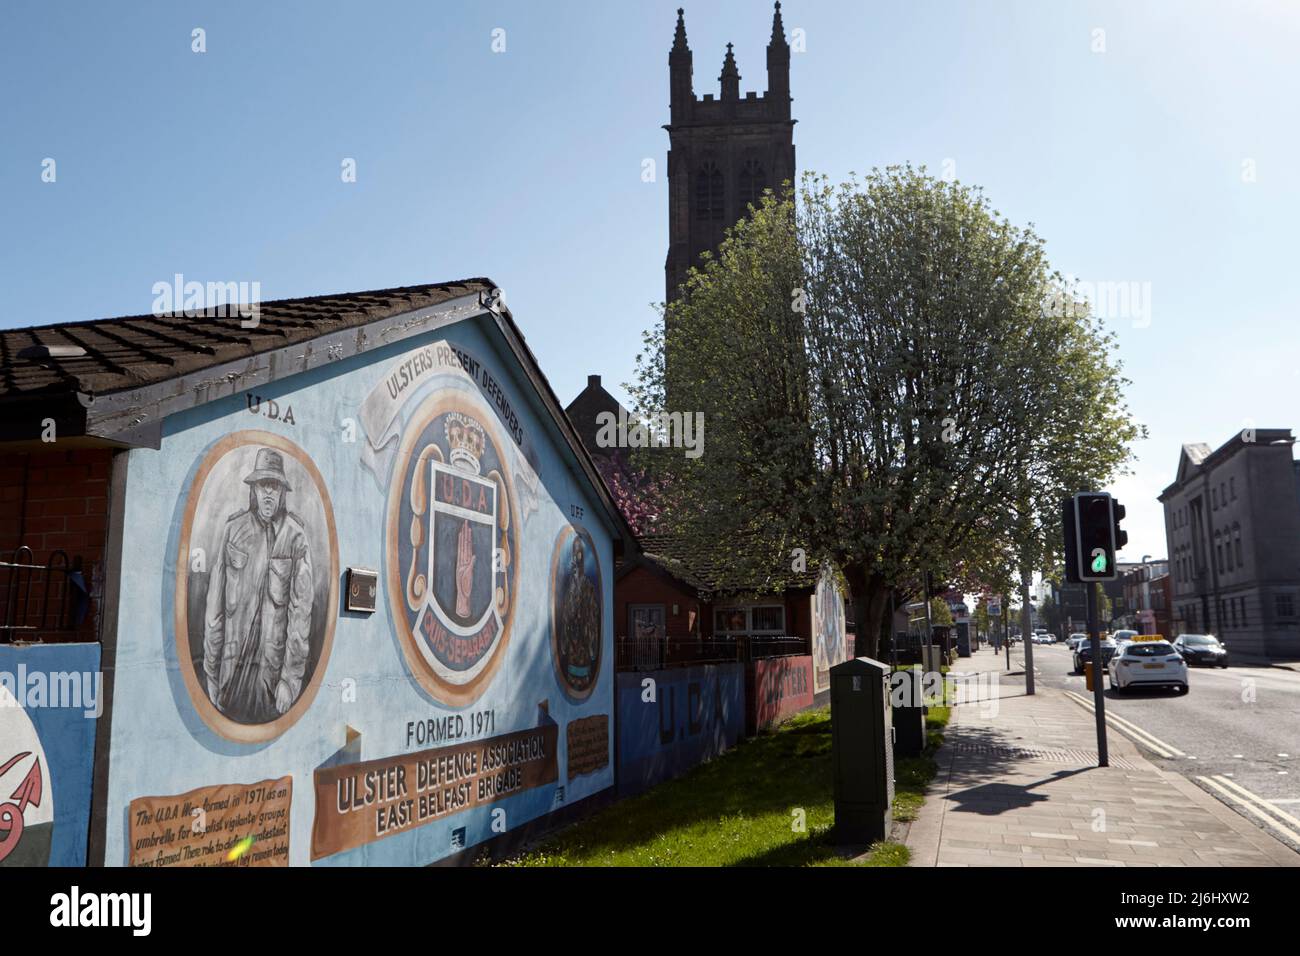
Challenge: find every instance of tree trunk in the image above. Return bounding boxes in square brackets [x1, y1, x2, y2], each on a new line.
[844, 563, 890, 662]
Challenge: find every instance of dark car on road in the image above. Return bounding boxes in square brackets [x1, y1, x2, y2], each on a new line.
[1172, 633, 1229, 668]
[1073, 637, 1118, 674]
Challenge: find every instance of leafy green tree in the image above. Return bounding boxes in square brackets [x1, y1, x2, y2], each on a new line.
[635, 167, 1140, 660]
[929, 597, 954, 627]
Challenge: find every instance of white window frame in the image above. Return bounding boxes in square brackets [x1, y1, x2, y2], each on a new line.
[714, 603, 786, 637]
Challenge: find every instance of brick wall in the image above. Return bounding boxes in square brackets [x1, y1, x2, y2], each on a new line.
[615, 564, 703, 637]
[0, 447, 113, 643]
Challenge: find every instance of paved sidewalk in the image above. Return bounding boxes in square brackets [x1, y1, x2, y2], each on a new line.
[906, 649, 1300, 867]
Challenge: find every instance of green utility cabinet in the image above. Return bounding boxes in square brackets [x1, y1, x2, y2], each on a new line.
[829, 657, 894, 844]
[891, 665, 926, 758]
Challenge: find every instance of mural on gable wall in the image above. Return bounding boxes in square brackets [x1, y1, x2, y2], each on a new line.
[381, 394, 518, 705]
[812, 565, 847, 694]
[174, 431, 339, 742]
[550, 524, 602, 701]
[109, 327, 614, 866]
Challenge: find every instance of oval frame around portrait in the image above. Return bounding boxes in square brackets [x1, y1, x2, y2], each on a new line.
[549, 523, 603, 702]
[384, 390, 519, 707]
[173, 430, 339, 743]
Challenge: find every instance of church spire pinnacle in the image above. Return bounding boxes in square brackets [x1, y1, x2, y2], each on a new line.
[671, 8, 689, 55]
[770, 1, 788, 47]
[719, 41, 740, 99]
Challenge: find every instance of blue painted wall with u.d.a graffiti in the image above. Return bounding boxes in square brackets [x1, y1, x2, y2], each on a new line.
[101, 305, 618, 867]
[616, 663, 745, 796]
[0, 642, 101, 866]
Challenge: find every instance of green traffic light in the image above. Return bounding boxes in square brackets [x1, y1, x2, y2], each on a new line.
[1091, 552, 1108, 573]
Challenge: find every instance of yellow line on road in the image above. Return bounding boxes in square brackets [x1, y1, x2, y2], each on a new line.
[1198, 775, 1300, 845]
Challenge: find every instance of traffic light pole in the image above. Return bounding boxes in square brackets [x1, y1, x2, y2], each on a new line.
[1086, 582, 1109, 767]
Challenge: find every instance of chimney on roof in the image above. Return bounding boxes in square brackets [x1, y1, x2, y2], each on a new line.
[588, 374, 601, 389]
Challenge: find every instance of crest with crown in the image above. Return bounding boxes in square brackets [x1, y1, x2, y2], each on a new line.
[445, 413, 487, 474]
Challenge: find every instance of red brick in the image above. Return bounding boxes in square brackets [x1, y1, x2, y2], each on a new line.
[85, 496, 108, 516]
[41, 498, 88, 516]
[43, 466, 90, 486]
[44, 532, 88, 552]
[25, 516, 66, 534]
[65, 514, 107, 535]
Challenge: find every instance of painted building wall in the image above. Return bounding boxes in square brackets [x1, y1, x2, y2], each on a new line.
[102, 312, 617, 866]
[0, 642, 100, 866]
[810, 568, 847, 695]
[615, 663, 744, 796]
[746, 655, 814, 734]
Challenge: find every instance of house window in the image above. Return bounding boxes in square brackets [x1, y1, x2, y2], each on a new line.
[1230, 477, 1236, 500]
[714, 604, 786, 636]
[1215, 531, 1223, 574]
[1234, 524, 1242, 567]
[1225, 528, 1234, 571]
[629, 604, 667, 640]
[1240, 597, 1247, 627]
[1230, 599, 1237, 628]
[695, 162, 724, 221]
[1277, 594, 1296, 619]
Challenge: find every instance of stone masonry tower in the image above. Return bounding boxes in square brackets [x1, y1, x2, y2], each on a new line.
[664, 3, 797, 304]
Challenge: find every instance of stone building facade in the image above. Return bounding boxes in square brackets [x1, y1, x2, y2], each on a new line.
[1159, 429, 1300, 659]
[664, 3, 797, 304]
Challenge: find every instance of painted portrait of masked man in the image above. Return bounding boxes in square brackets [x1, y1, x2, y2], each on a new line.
[202, 447, 315, 724]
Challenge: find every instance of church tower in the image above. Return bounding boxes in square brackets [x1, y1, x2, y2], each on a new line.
[664, 3, 797, 304]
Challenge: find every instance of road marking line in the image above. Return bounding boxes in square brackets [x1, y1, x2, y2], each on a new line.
[1198, 775, 1300, 845]
[1063, 692, 1183, 758]
[1209, 774, 1300, 830]
[1030, 832, 1078, 840]
[1099, 708, 1188, 757]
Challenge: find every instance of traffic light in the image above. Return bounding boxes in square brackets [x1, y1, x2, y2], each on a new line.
[1063, 492, 1120, 582]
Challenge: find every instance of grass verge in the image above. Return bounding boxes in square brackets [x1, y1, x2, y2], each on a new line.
[502, 679, 953, 868]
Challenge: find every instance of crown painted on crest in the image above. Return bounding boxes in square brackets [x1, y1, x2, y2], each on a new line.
[445, 412, 487, 473]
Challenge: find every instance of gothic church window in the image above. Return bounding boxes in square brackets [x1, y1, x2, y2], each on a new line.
[696, 162, 724, 221]
[739, 159, 766, 207]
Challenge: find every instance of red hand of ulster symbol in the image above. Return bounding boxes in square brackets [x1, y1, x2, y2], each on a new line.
[0, 753, 42, 864]
[455, 518, 474, 618]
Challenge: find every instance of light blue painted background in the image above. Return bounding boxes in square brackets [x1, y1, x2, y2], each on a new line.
[103, 310, 616, 866]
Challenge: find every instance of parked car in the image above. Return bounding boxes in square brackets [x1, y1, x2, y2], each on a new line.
[1111, 629, 1140, 650]
[1066, 632, 1089, 652]
[1073, 637, 1117, 674]
[1108, 639, 1189, 694]
[1172, 633, 1229, 668]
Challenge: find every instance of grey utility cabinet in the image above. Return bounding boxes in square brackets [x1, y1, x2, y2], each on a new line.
[829, 657, 894, 844]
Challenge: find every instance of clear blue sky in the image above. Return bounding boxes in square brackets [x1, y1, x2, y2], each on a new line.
[3, 0, 1297, 560]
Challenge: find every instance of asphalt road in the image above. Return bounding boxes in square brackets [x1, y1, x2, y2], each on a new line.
[1015, 641, 1300, 851]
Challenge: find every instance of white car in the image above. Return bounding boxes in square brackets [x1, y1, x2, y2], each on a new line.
[1111, 629, 1140, 649]
[1066, 633, 1088, 651]
[1108, 640, 1188, 695]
